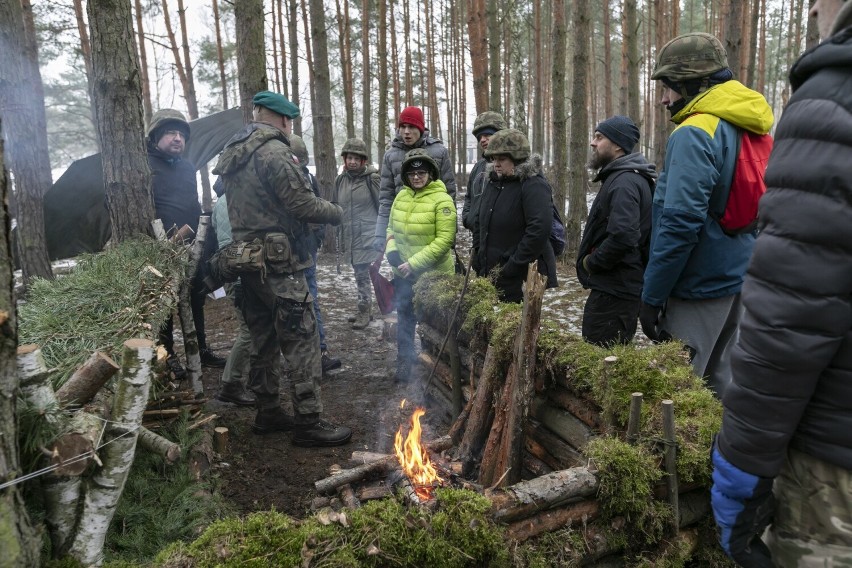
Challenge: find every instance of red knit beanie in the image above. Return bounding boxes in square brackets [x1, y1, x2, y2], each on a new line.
[398, 106, 425, 133]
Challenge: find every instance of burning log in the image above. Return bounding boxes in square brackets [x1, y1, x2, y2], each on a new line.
[479, 263, 547, 488]
[314, 435, 452, 495]
[487, 467, 599, 523]
[55, 351, 120, 408]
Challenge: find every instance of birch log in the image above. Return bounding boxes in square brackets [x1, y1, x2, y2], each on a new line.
[42, 475, 83, 556]
[68, 338, 155, 566]
[17, 345, 59, 425]
[178, 216, 210, 395]
[137, 426, 181, 463]
[55, 351, 120, 408]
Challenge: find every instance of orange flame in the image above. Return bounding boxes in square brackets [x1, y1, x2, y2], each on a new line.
[394, 407, 443, 500]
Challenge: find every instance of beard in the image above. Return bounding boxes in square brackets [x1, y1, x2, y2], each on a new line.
[586, 150, 609, 171]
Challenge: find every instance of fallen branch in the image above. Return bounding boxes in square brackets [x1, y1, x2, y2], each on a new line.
[137, 426, 181, 463]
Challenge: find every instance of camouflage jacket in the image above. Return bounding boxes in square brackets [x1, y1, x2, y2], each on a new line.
[212, 122, 342, 272]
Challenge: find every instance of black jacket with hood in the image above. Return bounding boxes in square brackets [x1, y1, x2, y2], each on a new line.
[576, 152, 656, 300]
[472, 154, 558, 299]
[717, 14, 852, 478]
[148, 145, 201, 237]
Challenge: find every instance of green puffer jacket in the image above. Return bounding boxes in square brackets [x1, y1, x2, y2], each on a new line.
[212, 122, 342, 272]
[386, 180, 457, 279]
[336, 165, 381, 266]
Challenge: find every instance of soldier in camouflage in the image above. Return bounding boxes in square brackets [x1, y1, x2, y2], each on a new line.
[712, 2, 852, 566]
[212, 91, 351, 447]
[462, 111, 506, 231]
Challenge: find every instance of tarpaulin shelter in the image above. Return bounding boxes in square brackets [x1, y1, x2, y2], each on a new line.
[43, 107, 245, 260]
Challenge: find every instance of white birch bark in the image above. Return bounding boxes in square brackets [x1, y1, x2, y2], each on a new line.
[68, 339, 154, 566]
[179, 215, 208, 394]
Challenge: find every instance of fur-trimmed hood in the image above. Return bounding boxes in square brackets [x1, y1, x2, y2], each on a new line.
[486, 153, 544, 182]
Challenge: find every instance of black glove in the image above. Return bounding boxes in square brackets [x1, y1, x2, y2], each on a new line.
[712, 447, 775, 568]
[639, 301, 662, 342]
[386, 250, 402, 267]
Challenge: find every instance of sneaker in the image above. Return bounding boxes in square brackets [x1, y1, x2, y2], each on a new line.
[291, 419, 353, 447]
[166, 355, 187, 380]
[216, 383, 256, 407]
[200, 348, 227, 368]
[251, 407, 295, 434]
[321, 351, 342, 373]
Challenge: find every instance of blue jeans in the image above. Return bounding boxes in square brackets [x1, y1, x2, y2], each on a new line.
[304, 251, 327, 351]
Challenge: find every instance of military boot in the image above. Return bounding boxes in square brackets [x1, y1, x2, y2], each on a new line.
[252, 407, 295, 435]
[292, 419, 353, 447]
[351, 301, 371, 330]
[216, 382, 255, 407]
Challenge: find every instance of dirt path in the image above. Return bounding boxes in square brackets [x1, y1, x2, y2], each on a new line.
[196, 248, 588, 518]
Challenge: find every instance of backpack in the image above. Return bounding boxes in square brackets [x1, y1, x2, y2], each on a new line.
[712, 130, 773, 235]
[550, 202, 566, 256]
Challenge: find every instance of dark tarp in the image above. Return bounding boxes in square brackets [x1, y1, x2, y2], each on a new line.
[43, 107, 245, 260]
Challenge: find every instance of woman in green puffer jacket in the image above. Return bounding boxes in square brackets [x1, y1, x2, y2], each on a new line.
[385, 149, 457, 383]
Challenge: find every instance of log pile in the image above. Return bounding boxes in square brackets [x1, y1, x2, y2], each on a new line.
[310, 264, 720, 562]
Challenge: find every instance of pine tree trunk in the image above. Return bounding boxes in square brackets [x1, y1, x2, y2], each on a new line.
[0, 116, 40, 568]
[551, 0, 568, 246]
[602, 0, 612, 117]
[234, 0, 266, 124]
[623, 0, 640, 125]
[403, 0, 413, 105]
[300, 0, 316, 138]
[486, 0, 501, 112]
[277, 0, 289, 100]
[389, 0, 400, 113]
[467, 0, 488, 114]
[287, 0, 300, 133]
[653, 0, 670, 168]
[309, 0, 338, 203]
[565, 0, 590, 257]
[212, 0, 230, 108]
[377, 0, 389, 163]
[87, 0, 156, 243]
[723, 0, 744, 80]
[531, 0, 544, 152]
[361, 0, 373, 155]
[0, 0, 54, 284]
[424, 0, 441, 139]
[336, 0, 355, 139]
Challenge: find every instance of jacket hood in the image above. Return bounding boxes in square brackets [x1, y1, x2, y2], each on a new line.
[485, 153, 544, 182]
[593, 152, 658, 184]
[213, 122, 288, 176]
[673, 80, 774, 134]
[790, 26, 852, 91]
[345, 164, 379, 178]
[390, 130, 443, 150]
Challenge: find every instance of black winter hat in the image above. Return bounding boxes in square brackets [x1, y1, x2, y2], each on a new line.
[595, 115, 640, 153]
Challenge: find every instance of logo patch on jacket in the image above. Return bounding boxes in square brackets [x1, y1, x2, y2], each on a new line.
[442, 207, 452, 216]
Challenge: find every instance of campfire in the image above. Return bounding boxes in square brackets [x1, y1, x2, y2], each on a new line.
[393, 401, 444, 500]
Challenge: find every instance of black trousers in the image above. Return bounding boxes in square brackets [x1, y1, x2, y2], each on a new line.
[582, 289, 640, 347]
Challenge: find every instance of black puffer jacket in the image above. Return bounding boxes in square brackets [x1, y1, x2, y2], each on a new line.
[462, 157, 488, 230]
[717, 23, 852, 478]
[472, 155, 558, 300]
[576, 153, 656, 300]
[149, 146, 201, 237]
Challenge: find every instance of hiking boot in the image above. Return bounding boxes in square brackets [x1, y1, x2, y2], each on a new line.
[216, 382, 255, 407]
[166, 355, 187, 380]
[321, 350, 342, 373]
[200, 348, 227, 368]
[393, 359, 412, 383]
[351, 303, 371, 330]
[291, 419, 353, 447]
[251, 407, 295, 434]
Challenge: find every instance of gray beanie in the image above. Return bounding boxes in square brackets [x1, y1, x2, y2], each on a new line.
[595, 115, 640, 153]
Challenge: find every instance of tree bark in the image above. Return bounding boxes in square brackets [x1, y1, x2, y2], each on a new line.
[376, 0, 388, 164]
[506, 500, 600, 541]
[308, 0, 338, 202]
[361, 0, 373, 154]
[723, 0, 744, 80]
[566, 0, 590, 257]
[234, 0, 266, 124]
[55, 351, 120, 408]
[551, 0, 568, 260]
[0, 0, 54, 284]
[336, 0, 355, 139]
[466, 0, 488, 114]
[486, 0, 501, 112]
[457, 345, 504, 477]
[0, 120, 39, 564]
[87, 0, 155, 243]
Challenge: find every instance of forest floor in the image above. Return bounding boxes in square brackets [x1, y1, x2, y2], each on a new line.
[190, 241, 589, 519]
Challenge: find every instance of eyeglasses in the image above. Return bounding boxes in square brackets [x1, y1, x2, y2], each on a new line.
[407, 171, 429, 179]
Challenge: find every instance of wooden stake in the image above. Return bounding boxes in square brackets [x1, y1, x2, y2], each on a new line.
[661, 399, 679, 536]
[626, 392, 643, 444]
[213, 427, 229, 454]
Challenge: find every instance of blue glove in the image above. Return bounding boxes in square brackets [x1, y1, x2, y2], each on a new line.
[372, 236, 385, 253]
[711, 447, 775, 568]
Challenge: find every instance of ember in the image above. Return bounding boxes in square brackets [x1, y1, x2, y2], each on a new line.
[394, 406, 443, 500]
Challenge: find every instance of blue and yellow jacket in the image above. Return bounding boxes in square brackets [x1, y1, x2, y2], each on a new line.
[642, 80, 773, 306]
[386, 180, 457, 279]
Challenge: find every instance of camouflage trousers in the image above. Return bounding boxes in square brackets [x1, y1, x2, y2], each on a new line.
[766, 448, 852, 567]
[354, 263, 373, 308]
[240, 270, 323, 422]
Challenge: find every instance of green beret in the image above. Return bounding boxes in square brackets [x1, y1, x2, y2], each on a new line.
[252, 91, 300, 119]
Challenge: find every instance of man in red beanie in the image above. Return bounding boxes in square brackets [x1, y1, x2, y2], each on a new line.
[373, 106, 456, 252]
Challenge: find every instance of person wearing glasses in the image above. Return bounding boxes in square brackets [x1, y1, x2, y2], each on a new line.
[472, 128, 558, 303]
[146, 109, 227, 379]
[385, 149, 457, 383]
